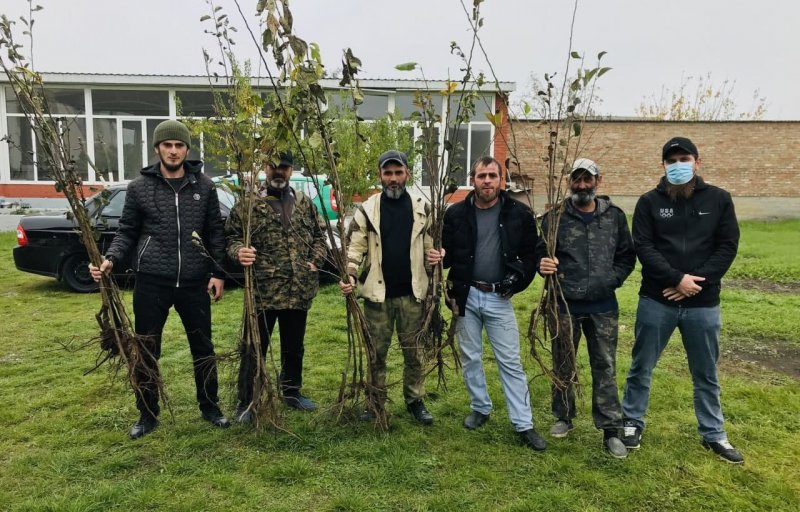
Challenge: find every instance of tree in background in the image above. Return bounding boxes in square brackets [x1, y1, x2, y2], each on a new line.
[636, 73, 767, 120]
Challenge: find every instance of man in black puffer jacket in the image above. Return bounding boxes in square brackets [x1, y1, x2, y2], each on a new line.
[621, 137, 742, 464]
[438, 156, 545, 451]
[91, 120, 230, 439]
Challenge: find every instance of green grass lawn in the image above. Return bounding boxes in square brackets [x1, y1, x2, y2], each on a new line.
[0, 220, 798, 511]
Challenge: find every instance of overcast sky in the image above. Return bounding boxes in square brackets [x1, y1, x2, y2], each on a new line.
[2, 0, 796, 119]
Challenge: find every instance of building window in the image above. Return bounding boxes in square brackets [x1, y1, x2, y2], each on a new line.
[92, 90, 169, 116]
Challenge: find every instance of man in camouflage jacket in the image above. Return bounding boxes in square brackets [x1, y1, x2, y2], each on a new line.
[536, 158, 635, 458]
[226, 154, 327, 418]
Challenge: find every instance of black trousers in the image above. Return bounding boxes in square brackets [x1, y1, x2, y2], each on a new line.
[132, 279, 220, 419]
[237, 309, 308, 405]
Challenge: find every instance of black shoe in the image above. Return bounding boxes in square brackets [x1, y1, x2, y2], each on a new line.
[622, 420, 642, 449]
[702, 439, 744, 464]
[202, 409, 231, 429]
[406, 399, 433, 425]
[234, 404, 254, 425]
[463, 411, 490, 430]
[518, 429, 547, 451]
[129, 416, 158, 440]
[283, 394, 317, 411]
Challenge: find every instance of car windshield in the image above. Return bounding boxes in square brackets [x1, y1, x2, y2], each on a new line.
[216, 186, 235, 209]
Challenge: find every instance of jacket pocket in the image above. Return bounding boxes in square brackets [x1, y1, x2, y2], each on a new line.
[136, 236, 152, 271]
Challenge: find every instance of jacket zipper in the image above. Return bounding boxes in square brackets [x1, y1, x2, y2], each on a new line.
[137, 235, 151, 271]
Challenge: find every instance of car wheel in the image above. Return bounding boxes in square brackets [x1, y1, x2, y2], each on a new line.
[61, 254, 99, 293]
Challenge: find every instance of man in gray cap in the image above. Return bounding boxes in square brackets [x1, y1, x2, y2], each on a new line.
[339, 150, 437, 425]
[621, 137, 742, 464]
[91, 119, 229, 439]
[536, 158, 635, 458]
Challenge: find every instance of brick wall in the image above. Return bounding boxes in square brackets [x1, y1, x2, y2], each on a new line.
[507, 120, 800, 197]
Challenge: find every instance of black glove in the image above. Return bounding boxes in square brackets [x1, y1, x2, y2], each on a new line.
[495, 271, 520, 298]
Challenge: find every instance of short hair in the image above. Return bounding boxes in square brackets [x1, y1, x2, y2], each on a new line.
[470, 156, 502, 176]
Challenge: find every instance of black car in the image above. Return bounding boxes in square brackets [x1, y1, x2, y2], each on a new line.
[13, 183, 340, 292]
[13, 184, 240, 292]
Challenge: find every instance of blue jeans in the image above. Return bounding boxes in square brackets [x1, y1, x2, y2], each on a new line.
[456, 287, 534, 432]
[622, 296, 727, 442]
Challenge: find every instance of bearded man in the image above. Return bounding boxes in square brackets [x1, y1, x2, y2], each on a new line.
[227, 153, 328, 419]
[339, 150, 437, 425]
[536, 158, 635, 458]
[621, 137, 743, 464]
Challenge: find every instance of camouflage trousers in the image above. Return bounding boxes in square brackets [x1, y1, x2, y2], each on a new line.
[550, 309, 623, 431]
[363, 296, 426, 405]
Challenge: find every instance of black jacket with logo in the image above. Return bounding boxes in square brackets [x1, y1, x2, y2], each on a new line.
[106, 160, 226, 287]
[632, 176, 739, 307]
[442, 190, 538, 316]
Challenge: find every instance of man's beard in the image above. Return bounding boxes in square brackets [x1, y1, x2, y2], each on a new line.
[665, 176, 697, 202]
[383, 183, 406, 199]
[269, 178, 287, 189]
[160, 156, 184, 173]
[570, 187, 596, 207]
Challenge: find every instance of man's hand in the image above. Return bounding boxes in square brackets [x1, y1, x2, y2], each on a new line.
[427, 248, 445, 266]
[675, 273, 705, 297]
[662, 286, 686, 301]
[307, 262, 318, 272]
[339, 275, 356, 296]
[89, 259, 113, 282]
[539, 256, 559, 275]
[237, 246, 257, 266]
[208, 277, 225, 302]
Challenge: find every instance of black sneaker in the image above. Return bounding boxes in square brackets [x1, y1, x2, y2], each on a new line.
[129, 416, 158, 440]
[283, 394, 317, 411]
[702, 439, 744, 464]
[463, 411, 490, 430]
[234, 404, 254, 425]
[622, 420, 642, 449]
[406, 399, 434, 426]
[202, 409, 231, 428]
[518, 429, 547, 451]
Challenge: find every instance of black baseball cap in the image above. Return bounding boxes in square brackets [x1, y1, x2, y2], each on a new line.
[378, 150, 408, 169]
[662, 137, 699, 160]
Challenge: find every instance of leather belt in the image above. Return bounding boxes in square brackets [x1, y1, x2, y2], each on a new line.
[471, 281, 499, 293]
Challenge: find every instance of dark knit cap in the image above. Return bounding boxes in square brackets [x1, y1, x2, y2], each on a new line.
[152, 120, 192, 148]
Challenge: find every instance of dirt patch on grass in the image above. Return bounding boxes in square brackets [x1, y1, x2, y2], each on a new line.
[727, 278, 800, 294]
[721, 338, 800, 379]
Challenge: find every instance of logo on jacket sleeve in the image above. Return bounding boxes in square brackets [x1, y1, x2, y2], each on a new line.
[193, 193, 200, 201]
[659, 208, 674, 218]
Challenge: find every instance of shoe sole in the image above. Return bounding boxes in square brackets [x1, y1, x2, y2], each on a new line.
[550, 430, 573, 438]
[624, 443, 640, 450]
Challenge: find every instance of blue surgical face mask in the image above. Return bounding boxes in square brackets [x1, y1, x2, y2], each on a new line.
[665, 162, 694, 185]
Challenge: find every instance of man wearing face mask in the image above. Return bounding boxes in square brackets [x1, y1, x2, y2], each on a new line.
[621, 137, 742, 464]
[536, 158, 635, 458]
[339, 150, 436, 425]
[226, 153, 328, 420]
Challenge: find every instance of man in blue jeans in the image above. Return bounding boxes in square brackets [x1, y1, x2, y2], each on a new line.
[621, 137, 742, 463]
[439, 156, 545, 451]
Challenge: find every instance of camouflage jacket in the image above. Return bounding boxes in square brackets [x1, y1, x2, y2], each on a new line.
[536, 196, 635, 302]
[226, 187, 328, 311]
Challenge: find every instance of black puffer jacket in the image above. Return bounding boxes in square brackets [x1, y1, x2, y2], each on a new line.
[536, 197, 635, 302]
[106, 160, 226, 287]
[633, 176, 739, 307]
[442, 190, 538, 316]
